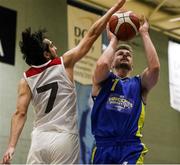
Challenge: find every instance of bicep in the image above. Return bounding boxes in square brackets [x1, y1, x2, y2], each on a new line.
[141, 67, 159, 92]
[16, 78, 32, 113]
[92, 76, 101, 97]
[93, 63, 110, 85]
[63, 35, 97, 68]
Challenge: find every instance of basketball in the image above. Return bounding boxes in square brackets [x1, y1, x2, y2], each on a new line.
[109, 11, 140, 41]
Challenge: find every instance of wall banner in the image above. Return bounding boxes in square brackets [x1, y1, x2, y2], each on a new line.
[67, 3, 102, 85]
[0, 6, 17, 65]
[168, 40, 180, 112]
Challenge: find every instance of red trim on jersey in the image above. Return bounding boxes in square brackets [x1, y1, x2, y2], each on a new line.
[25, 57, 62, 78]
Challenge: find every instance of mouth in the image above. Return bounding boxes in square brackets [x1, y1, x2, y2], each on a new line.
[121, 59, 128, 62]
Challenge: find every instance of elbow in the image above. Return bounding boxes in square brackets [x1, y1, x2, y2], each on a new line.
[150, 61, 160, 74]
[149, 65, 160, 83]
[152, 64, 160, 74]
[96, 60, 110, 71]
[14, 109, 27, 119]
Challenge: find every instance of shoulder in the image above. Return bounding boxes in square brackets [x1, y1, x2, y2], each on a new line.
[19, 78, 28, 86]
[92, 72, 115, 96]
[18, 78, 31, 94]
[24, 57, 62, 78]
[129, 75, 141, 83]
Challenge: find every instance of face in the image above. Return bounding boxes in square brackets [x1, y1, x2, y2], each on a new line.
[113, 49, 133, 71]
[43, 38, 58, 59]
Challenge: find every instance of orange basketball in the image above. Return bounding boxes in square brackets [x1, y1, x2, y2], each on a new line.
[109, 11, 140, 41]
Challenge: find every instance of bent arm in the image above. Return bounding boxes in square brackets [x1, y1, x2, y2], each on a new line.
[93, 32, 118, 84]
[92, 30, 118, 96]
[140, 17, 160, 99]
[63, 0, 126, 68]
[2, 78, 31, 164]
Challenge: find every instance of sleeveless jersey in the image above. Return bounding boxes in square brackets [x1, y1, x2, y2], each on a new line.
[91, 72, 145, 142]
[24, 57, 78, 134]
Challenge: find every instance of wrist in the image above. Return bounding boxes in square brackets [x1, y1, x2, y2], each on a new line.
[140, 31, 149, 37]
[8, 144, 15, 149]
[110, 38, 118, 48]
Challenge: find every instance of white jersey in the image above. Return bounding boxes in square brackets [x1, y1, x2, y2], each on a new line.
[24, 57, 78, 134]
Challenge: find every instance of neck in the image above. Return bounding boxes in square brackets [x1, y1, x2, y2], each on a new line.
[114, 69, 130, 78]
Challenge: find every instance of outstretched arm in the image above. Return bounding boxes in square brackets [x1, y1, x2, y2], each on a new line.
[2, 78, 31, 164]
[139, 16, 160, 101]
[63, 0, 126, 69]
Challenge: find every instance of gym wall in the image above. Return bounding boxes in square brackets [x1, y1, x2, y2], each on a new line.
[0, 0, 179, 164]
[0, 0, 67, 163]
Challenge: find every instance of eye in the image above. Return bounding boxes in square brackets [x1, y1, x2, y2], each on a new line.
[126, 52, 132, 57]
[49, 43, 54, 48]
[118, 51, 123, 56]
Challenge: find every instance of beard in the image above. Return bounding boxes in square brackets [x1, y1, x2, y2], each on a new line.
[114, 63, 132, 71]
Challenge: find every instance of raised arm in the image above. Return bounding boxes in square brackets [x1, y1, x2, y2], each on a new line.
[139, 16, 160, 100]
[2, 78, 31, 164]
[93, 28, 118, 84]
[63, 0, 126, 69]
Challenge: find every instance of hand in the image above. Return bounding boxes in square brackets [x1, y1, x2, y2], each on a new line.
[139, 15, 149, 35]
[106, 24, 118, 42]
[2, 147, 15, 164]
[116, 0, 126, 9]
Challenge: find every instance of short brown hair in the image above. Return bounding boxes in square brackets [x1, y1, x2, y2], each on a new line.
[116, 43, 133, 53]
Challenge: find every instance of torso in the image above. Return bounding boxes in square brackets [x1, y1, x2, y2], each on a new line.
[91, 72, 145, 140]
[24, 57, 78, 134]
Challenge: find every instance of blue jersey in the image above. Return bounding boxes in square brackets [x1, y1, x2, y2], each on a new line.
[91, 72, 145, 143]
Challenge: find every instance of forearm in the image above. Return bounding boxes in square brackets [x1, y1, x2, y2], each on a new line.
[63, 0, 125, 66]
[94, 38, 118, 83]
[88, 2, 125, 40]
[8, 111, 27, 148]
[140, 31, 160, 92]
[98, 38, 118, 68]
[141, 32, 160, 70]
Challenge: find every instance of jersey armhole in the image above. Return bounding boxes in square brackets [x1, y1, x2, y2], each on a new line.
[138, 75, 147, 106]
[60, 56, 75, 87]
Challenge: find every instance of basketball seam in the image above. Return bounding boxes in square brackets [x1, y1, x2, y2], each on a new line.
[111, 11, 139, 41]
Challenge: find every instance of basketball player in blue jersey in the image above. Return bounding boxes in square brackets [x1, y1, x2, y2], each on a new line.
[91, 16, 160, 164]
[2, 0, 126, 164]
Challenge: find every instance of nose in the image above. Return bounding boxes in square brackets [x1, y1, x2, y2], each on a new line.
[122, 53, 128, 58]
[123, 51, 130, 57]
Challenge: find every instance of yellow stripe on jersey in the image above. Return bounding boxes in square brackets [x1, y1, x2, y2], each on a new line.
[91, 146, 97, 163]
[136, 143, 148, 164]
[136, 102, 145, 138]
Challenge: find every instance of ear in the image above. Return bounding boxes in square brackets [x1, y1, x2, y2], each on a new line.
[43, 51, 50, 60]
[131, 65, 133, 71]
[111, 60, 115, 69]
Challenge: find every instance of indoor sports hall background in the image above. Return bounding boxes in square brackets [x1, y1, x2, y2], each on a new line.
[0, 0, 180, 164]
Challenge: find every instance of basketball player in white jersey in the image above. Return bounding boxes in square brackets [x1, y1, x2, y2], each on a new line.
[2, 0, 126, 164]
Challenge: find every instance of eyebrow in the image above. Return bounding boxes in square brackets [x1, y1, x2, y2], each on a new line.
[48, 41, 54, 47]
[118, 50, 132, 56]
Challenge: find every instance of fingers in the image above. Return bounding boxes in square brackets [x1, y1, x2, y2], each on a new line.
[106, 23, 110, 31]
[119, 0, 126, 7]
[117, 8, 127, 13]
[106, 28, 116, 41]
[115, 0, 126, 11]
[139, 15, 145, 25]
[3, 152, 12, 164]
[139, 15, 148, 25]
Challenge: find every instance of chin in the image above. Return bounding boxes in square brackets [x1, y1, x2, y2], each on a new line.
[116, 63, 131, 70]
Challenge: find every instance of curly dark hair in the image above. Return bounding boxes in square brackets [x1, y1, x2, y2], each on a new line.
[19, 27, 49, 66]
